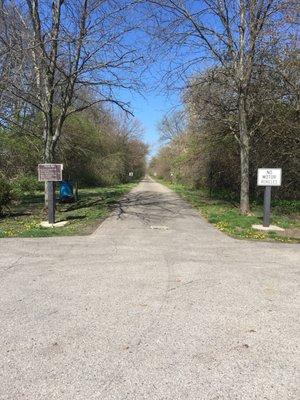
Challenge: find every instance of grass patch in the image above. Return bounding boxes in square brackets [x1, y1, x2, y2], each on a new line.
[0, 183, 137, 238]
[159, 180, 300, 243]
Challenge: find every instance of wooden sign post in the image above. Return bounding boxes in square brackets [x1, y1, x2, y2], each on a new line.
[38, 164, 63, 224]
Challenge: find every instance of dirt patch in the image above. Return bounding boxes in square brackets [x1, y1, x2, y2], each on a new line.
[277, 228, 300, 240]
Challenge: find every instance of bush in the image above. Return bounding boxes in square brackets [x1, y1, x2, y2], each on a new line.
[12, 174, 43, 197]
[272, 200, 300, 215]
[0, 175, 12, 214]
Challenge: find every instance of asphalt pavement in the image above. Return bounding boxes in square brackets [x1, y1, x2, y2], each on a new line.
[0, 176, 299, 400]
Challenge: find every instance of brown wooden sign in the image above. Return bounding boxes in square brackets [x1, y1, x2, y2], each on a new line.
[38, 164, 63, 181]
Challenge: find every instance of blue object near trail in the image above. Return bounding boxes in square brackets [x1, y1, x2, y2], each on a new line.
[59, 181, 74, 202]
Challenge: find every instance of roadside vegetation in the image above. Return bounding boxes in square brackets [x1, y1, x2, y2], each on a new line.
[157, 179, 299, 243]
[148, 1, 299, 242]
[0, 183, 136, 238]
[146, 0, 298, 213]
[0, 107, 147, 238]
[0, 1, 147, 239]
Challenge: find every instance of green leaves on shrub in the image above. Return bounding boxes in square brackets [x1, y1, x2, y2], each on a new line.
[12, 174, 43, 197]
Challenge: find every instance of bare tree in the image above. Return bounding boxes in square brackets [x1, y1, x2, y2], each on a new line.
[158, 110, 186, 142]
[0, 3, 32, 129]
[114, 112, 145, 141]
[146, 0, 291, 213]
[0, 0, 141, 163]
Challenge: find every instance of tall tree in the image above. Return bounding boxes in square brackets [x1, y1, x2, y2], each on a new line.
[0, 0, 141, 162]
[146, 0, 291, 213]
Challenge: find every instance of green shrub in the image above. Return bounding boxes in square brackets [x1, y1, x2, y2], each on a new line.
[272, 199, 300, 215]
[0, 175, 12, 214]
[12, 174, 43, 197]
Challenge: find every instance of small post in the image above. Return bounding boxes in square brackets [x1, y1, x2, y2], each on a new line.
[263, 186, 271, 227]
[47, 181, 55, 224]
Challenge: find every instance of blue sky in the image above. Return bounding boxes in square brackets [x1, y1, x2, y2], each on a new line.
[125, 87, 180, 158]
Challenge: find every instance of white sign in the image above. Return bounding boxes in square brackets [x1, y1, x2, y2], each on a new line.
[129, 171, 133, 177]
[257, 168, 282, 186]
[38, 164, 63, 181]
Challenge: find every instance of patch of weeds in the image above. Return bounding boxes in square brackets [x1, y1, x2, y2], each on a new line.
[0, 182, 137, 238]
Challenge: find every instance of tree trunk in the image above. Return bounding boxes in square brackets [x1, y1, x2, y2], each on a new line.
[43, 126, 55, 208]
[75, 180, 79, 202]
[239, 92, 250, 214]
[44, 139, 54, 163]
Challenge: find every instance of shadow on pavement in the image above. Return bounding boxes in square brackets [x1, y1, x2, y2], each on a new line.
[116, 190, 197, 226]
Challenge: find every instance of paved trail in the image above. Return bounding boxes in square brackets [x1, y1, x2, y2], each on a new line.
[0, 177, 299, 400]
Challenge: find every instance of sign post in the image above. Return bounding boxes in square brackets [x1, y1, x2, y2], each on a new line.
[257, 168, 282, 227]
[263, 186, 271, 227]
[38, 164, 63, 225]
[47, 181, 55, 224]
